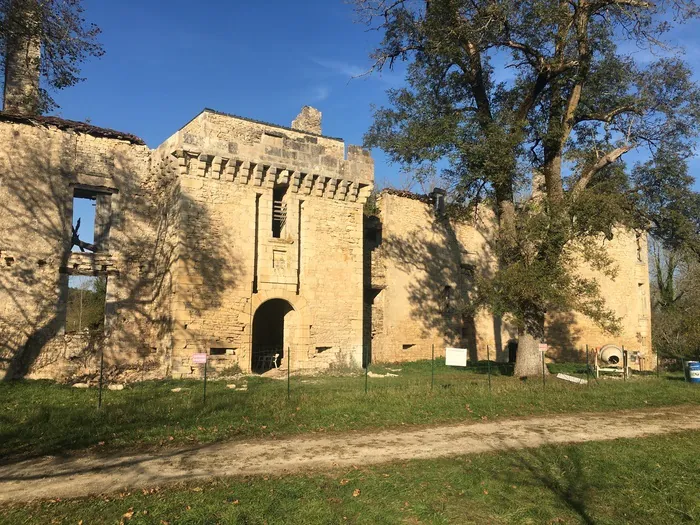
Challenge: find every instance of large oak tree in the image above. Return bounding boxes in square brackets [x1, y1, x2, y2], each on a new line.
[355, 0, 700, 376]
[0, 0, 103, 113]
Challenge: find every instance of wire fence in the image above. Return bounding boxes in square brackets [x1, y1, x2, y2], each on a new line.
[46, 343, 700, 412]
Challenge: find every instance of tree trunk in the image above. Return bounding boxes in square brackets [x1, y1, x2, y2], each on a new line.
[3, 0, 42, 114]
[514, 331, 547, 378]
[514, 312, 548, 378]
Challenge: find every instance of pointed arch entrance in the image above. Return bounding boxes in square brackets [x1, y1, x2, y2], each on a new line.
[251, 298, 295, 373]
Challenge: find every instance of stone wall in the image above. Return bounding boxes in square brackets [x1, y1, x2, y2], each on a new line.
[369, 190, 653, 368]
[0, 106, 651, 381]
[156, 109, 373, 376]
[368, 191, 516, 364]
[0, 115, 173, 381]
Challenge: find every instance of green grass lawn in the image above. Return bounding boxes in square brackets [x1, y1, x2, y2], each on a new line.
[1, 360, 698, 462]
[3, 431, 698, 524]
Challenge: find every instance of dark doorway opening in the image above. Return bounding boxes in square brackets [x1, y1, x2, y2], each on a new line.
[252, 299, 293, 373]
[461, 314, 478, 363]
[507, 340, 518, 363]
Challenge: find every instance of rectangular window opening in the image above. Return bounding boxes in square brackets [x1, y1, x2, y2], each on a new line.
[402, 343, 416, 350]
[272, 184, 288, 238]
[210, 347, 235, 356]
[316, 346, 332, 354]
[66, 275, 107, 333]
[72, 188, 112, 252]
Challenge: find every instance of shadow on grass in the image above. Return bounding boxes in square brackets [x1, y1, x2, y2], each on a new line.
[0, 379, 275, 465]
[496, 445, 596, 525]
[0, 439, 222, 483]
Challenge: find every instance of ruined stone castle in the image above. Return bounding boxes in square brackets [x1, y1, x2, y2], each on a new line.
[0, 44, 653, 380]
[0, 105, 653, 380]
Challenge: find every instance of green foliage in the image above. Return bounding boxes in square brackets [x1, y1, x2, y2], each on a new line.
[633, 150, 700, 257]
[363, 190, 380, 216]
[652, 248, 700, 359]
[354, 0, 700, 373]
[65, 277, 106, 332]
[0, 0, 104, 112]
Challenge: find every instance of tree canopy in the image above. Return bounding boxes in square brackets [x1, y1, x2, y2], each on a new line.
[651, 243, 700, 359]
[355, 0, 700, 375]
[0, 0, 103, 112]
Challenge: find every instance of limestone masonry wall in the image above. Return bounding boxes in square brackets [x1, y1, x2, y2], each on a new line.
[0, 105, 652, 381]
[157, 109, 372, 376]
[0, 117, 170, 381]
[368, 190, 653, 368]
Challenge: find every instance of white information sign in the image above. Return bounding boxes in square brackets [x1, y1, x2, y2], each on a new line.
[538, 343, 548, 353]
[192, 353, 207, 364]
[445, 347, 468, 367]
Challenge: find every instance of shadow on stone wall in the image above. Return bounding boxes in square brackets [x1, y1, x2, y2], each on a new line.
[373, 206, 509, 361]
[546, 311, 585, 362]
[0, 133, 242, 380]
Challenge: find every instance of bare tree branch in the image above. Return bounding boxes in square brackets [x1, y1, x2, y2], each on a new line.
[572, 144, 634, 198]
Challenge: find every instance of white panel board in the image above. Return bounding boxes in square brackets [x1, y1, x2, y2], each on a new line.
[445, 347, 468, 367]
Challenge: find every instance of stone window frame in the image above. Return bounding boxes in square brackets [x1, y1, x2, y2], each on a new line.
[69, 183, 119, 253]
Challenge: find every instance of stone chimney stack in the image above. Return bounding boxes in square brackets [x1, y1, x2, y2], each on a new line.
[430, 188, 447, 215]
[291, 106, 322, 135]
[3, 0, 42, 115]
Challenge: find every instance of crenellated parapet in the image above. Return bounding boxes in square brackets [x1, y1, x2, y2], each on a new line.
[159, 108, 374, 204]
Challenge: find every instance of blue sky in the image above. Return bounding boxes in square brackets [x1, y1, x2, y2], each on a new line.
[51, 0, 700, 196]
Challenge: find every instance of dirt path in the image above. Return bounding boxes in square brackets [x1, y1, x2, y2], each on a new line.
[1, 405, 699, 504]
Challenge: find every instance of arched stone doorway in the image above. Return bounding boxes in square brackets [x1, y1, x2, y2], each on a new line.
[252, 299, 295, 373]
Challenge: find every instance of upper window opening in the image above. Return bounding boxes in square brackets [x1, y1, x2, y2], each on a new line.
[443, 285, 453, 315]
[272, 185, 288, 238]
[72, 188, 112, 252]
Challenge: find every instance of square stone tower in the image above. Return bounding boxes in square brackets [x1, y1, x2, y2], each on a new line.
[155, 107, 374, 376]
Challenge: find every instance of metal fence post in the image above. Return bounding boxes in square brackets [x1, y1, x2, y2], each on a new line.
[656, 351, 660, 378]
[98, 347, 104, 410]
[287, 346, 291, 400]
[682, 359, 687, 383]
[487, 344, 492, 394]
[542, 351, 546, 390]
[586, 344, 590, 387]
[365, 346, 369, 394]
[622, 346, 627, 382]
[431, 344, 435, 391]
[203, 359, 207, 405]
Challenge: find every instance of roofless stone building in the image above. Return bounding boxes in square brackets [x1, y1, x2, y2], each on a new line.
[0, 40, 653, 380]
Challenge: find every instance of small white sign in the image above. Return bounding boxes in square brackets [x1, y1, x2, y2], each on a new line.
[192, 353, 207, 364]
[445, 347, 468, 367]
[539, 343, 548, 353]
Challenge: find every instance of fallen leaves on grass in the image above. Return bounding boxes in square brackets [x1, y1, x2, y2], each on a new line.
[352, 489, 361, 497]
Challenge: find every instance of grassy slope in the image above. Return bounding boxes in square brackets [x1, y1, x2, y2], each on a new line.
[1, 361, 698, 461]
[2, 431, 699, 524]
